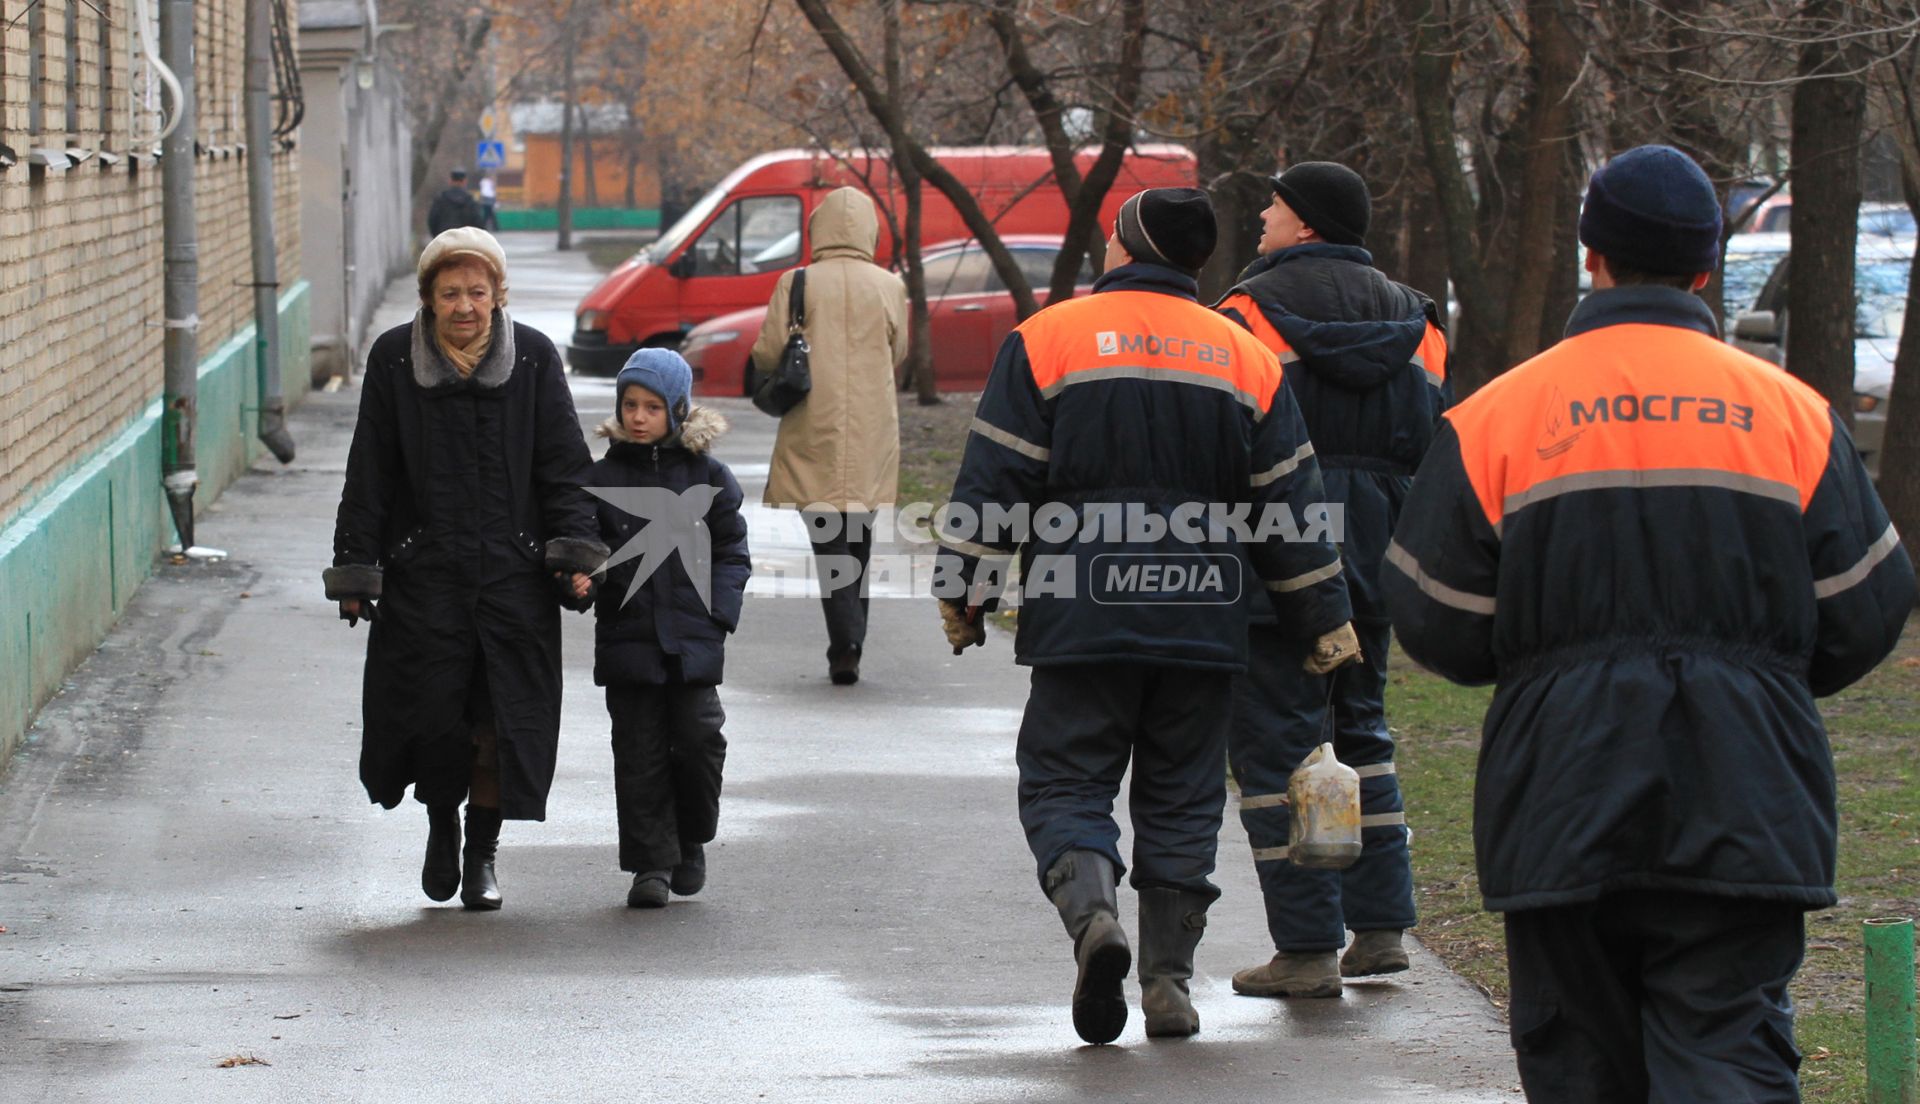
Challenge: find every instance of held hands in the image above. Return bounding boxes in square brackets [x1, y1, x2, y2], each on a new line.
[555, 571, 595, 612]
[940, 599, 987, 655]
[338, 599, 376, 627]
[1304, 621, 1362, 674]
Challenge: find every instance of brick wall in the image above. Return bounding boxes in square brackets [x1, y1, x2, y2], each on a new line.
[0, 0, 303, 524]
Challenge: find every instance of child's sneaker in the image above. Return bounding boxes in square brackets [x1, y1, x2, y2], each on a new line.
[671, 843, 707, 896]
[627, 871, 671, 908]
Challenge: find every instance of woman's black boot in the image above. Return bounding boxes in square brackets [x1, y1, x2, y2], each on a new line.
[422, 805, 462, 902]
[461, 806, 503, 911]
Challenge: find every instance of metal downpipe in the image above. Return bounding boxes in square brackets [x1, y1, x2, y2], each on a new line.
[160, 0, 199, 548]
[246, 0, 295, 463]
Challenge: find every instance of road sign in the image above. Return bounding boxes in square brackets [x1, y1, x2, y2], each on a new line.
[475, 141, 505, 170]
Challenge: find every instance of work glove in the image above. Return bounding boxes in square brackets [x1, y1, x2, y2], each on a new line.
[940, 599, 986, 655]
[338, 599, 377, 628]
[1303, 621, 1361, 674]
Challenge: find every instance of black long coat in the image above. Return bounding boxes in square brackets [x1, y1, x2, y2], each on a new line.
[328, 313, 602, 820]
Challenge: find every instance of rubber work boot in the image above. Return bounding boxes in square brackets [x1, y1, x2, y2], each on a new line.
[422, 804, 462, 902]
[1138, 887, 1209, 1038]
[627, 871, 670, 909]
[1045, 851, 1132, 1044]
[1232, 950, 1341, 998]
[671, 843, 707, 897]
[1341, 929, 1411, 977]
[460, 806, 503, 911]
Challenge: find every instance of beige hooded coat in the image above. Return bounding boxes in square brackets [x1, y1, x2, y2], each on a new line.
[753, 187, 908, 510]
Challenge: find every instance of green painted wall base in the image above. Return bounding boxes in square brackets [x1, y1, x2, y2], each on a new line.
[0, 282, 311, 773]
[494, 207, 658, 231]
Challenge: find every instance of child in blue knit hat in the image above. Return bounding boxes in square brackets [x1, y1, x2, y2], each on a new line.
[572, 348, 751, 907]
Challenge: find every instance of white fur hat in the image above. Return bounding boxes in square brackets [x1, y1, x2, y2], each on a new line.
[417, 227, 509, 305]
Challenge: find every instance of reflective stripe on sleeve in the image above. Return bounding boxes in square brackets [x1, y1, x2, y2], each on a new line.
[939, 533, 1013, 561]
[969, 417, 1051, 462]
[1250, 441, 1315, 488]
[1353, 762, 1397, 779]
[1239, 792, 1287, 811]
[1385, 540, 1496, 616]
[1814, 523, 1903, 600]
[1360, 812, 1406, 828]
[1250, 845, 1290, 862]
[1265, 559, 1343, 593]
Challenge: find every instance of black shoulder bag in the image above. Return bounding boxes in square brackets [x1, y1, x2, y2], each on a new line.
[752, 269, 812, 416]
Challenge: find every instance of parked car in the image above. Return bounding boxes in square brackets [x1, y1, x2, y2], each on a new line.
[1860, 202, 1918, 240]
[682, 235, 1099, 396]
[1729, 235, 1914, 477]
[1721, 232, 1793, 316]
[566, 145, 1195, 375]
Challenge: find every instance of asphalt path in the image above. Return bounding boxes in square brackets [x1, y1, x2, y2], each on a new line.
[0, 232, 1519, 1101]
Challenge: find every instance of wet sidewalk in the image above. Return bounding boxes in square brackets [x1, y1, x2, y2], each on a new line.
[0, 232, 1520, 1101]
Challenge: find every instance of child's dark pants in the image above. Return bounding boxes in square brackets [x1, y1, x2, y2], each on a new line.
[605, 684, 727, 872]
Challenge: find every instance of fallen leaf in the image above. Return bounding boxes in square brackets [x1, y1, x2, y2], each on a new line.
[1805, 1046, 1833, 1062]
[1899, 657, 1920, 669]
[272, 1013, 300, 1020]
[216, 1055, 270, 1068]
[1809, 942, 1842, 951]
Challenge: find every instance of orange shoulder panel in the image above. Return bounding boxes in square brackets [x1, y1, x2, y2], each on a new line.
[1217, 292, 1296, 369]
[1444, 324, 1836, 530]
[1017, 291, 1284, 413]
[1415, 322, 1448, 385]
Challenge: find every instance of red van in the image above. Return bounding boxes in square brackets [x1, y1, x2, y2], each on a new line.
[566, 145, 1197, 374]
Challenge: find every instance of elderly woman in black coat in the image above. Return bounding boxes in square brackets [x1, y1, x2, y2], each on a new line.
[324, 228, 606, 910]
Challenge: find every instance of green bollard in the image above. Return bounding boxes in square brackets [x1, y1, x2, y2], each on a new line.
[1865, 916, 1917, 1104]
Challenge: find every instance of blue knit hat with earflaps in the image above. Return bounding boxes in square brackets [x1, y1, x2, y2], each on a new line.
[615, 348, 694, 437]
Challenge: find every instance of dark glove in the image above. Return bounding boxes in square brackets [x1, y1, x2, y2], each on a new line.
[555, 571, 596, 613]
[339, 599, 377, 627]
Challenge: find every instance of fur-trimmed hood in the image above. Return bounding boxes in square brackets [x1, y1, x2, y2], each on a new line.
[595, 404, 728, 454]
[410, 307, 517, 390]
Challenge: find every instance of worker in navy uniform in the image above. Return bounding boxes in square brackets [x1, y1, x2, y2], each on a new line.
[1386, 145, 1914, 1100]
[936, 187, 1360, 1044]
[1214, 162, 1451, 998]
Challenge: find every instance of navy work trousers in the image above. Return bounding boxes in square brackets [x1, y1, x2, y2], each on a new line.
[1503, 891, 1805, 1103]
[1016, 663, 1231, 901]
[1226, 620, 1415, 951]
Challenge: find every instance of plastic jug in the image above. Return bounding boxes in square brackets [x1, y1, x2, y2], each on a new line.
[1287, 742, 1362, 869]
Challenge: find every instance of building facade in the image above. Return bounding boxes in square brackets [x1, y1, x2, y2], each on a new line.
[0, 0, 309, 767]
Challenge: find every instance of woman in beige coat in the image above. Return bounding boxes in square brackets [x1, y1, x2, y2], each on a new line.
[752, 186, 908, 685]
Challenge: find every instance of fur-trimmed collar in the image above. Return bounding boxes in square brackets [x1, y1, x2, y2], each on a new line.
[410, 308, 517, 390]
[596, 405, 728, 455]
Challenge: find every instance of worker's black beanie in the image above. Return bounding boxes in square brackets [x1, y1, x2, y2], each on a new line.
[1578, 145, 1722, 276]
[1268, 162, 1370, 247]
[1115, 188, 1218, 277]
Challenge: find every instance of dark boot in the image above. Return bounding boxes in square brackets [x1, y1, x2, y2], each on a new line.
[1045, 851, 1131, 1045]
[460, 806, 503, 911]
[828, 651, 860, 686]
[1138, 888, 1209, 1038]
[671, 842, 707, 896]
[422, 804, 461, 902]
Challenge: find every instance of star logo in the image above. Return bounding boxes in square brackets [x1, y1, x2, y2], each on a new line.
[587, 485, 720, 611]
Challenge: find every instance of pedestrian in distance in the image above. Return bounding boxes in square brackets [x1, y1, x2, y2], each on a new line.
[1384, 144, 1915, 1102]
[325, 227, 607, 912]
[935, 186, 1363, 1045]
[427, 167, 486, 238]
[477, 171, 500, 232]
[1213, 162, 1451, 999]
[571, 349, 751, 909]
[751, 185, 908, 686]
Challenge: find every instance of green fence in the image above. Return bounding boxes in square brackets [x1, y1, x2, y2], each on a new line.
[494, 207, 659, 232]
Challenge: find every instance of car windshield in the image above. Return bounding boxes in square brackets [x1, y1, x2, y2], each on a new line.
[1857, 257, 1911, 338]
[647, 182, 732, 264]
[1723, 251, 1785, 314]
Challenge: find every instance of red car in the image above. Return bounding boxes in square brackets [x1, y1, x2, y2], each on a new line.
[681, 235, 1097, 396]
